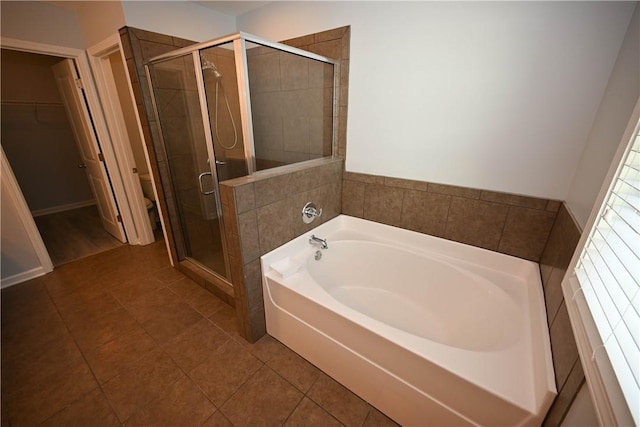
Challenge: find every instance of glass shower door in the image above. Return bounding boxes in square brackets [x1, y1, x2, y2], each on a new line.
[147, 54, 229, 279]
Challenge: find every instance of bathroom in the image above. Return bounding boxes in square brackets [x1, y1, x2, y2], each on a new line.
[1, 1, 638, 425]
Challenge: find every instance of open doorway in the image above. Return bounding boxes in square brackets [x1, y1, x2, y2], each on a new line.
[1, 49, 125, 266]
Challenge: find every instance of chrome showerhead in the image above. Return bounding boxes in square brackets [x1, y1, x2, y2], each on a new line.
[200, 55, 222, 79]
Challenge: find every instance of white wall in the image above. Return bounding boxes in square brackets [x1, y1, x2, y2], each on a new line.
[121, 0, 236, 43]
[238, 1, 635, 200]
[565, 4, 640, 228]
[0, 1, 84, 48]
[76, 1, 126, 48]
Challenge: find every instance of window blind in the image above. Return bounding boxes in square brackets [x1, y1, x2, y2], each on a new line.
[574, 127, 640, 425]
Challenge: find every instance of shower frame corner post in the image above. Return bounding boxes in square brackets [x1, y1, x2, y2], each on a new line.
[332, 62, 340, 160]
[233, 37, 256, 175]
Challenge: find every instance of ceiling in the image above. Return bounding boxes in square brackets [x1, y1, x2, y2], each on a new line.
[193, 1, 272, 17]
[45, 1, 271, 17]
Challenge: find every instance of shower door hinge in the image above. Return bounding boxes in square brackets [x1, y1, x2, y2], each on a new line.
[98, 153, 105, 162]
[116, 214, 122, 223]
[75, 78, 83, 89]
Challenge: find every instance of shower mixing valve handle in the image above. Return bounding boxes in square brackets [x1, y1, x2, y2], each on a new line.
[302, 202, 322, 224]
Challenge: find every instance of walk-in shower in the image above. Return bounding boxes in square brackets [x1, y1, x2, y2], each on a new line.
[145, 32, 337, 288]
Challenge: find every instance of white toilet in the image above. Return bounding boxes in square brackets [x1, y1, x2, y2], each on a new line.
[139, 173, 158, 230]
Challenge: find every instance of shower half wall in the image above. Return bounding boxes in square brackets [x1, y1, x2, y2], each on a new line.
[120, 26, 350, 340]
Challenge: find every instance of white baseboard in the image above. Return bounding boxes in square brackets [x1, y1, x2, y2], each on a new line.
[31, 199, 96, 217]
[1, 266, 51, 289]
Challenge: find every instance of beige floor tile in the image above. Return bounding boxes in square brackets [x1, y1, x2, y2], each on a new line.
[247, 333, 288, 363]
[189, 339, 262, 407]
[152, 265, 187, 284]
[2, 331, 85, 391]
[102, 348, 183, 422]
[66, 306, 144, 352]
[4, 362, 97, 426]
[201, 410, 233, 427]
[84, 328, 159, 384]
[40, 388, 120, 427]
[110, 275, 167, 304]
[209, 304, 242, 337]
[307, 372, 370, 427]
[284, 396, 344, 426]
[162, 318, 230, 373]
[221, 365, 303, 426]
[168, 277, 228, 317]
[266, 343, 320, 392]
[362, 407, 400, 426]
[125, 288, 203, 343]
[124, 376, 216, 427]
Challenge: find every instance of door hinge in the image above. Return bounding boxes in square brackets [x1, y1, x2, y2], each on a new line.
[116, 214, 122, 223]
[98, 153, 105, 162]
[75, 78, 83, 89]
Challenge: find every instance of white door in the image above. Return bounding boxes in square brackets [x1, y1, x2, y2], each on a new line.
[52, 59, 127, 243]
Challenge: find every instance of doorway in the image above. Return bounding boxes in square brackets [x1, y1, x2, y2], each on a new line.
[1, 49, 124, 266]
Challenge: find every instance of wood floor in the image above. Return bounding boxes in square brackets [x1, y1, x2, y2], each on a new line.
[34, 205, 124, 266]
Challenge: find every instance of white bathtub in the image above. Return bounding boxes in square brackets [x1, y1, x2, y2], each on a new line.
[261, 215, 556, 426]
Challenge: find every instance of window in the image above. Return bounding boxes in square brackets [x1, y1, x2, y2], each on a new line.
[563, 111, 639, 426]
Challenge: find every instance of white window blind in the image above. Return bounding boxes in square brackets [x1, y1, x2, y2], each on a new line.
[574, 126, 640, 425]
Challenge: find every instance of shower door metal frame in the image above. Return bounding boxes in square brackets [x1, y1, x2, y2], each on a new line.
[147, 31, 338, 176]
[144, 31, 339, 286]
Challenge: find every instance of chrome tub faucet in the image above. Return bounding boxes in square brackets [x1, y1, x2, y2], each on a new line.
[309, 235, 328, 250]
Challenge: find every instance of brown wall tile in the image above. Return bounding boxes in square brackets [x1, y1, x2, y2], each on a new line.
[341, 179, 365, 218]
[480, 190, 549, 210]
[400, 190, 450, 237]
[234, 184, 255, 214]
[445, 198, 508, 250]
[257, 199, 294, 255]
[543, 267, 567, 326]
[363, 183, 404, 227]
[540, 204, 582, 270]
[498, 207, 556, 261]
[238, 211, 260, 264]
[548, 302, 580, 407]
[543, 361, 585, 427]
[428, 183, 481, 199]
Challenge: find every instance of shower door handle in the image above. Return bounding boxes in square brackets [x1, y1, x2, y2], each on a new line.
[198, 172, 215, 195]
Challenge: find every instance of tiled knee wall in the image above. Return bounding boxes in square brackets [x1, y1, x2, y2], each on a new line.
[220, 159, 343, 342]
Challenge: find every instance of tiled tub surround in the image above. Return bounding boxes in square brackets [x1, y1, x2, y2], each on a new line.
[220, 158, 343, 342]
[341, 171, 586, 426]
[342, 172, 560, 262]
[538, 205, 584, 427]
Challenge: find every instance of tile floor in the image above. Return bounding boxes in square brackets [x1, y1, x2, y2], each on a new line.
[1, 241, 399, 427]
